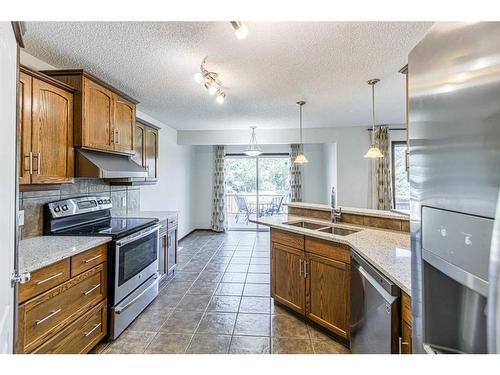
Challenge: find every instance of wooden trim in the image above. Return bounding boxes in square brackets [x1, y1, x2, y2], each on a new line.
[11, 22, 25, 48]
[41, 69, 139, 104]
[20, 66, 76, 93]
[136, 117, 160, 130]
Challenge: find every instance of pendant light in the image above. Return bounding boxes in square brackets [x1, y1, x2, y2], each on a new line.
[364, 79, 384, 158]
[244, 126, 263, 156]
[294, 101, 308, 164]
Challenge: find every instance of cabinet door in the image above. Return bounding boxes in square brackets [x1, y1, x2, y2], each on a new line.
[401, 320, 412, 354]
[305, 252, 350, 338]
[271, 242, 306, 315]
[145, 127, 158, 179]
[113, 94, 135, 154]
[83, 78, 113, 151]
[19, 72, 32, 185]
[30, 78, 74, 184]
[166, 229, 177, 274]
[133, 122, 145, 167]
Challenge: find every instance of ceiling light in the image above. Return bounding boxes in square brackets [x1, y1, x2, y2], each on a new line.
[294, 101, 308, 164]
[244, 126, 263, 156]
[216, 91, 225, 104]
[230, 21, 248, 40]
[194, 72, 204, 83]
[364, 79, 384, 159]
[196, 56, 227, 104]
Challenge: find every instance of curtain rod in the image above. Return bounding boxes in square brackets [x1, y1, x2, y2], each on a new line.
[367, 127, 406, 131]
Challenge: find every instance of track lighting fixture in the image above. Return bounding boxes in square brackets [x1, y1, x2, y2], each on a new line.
[194, 57, 226, 104]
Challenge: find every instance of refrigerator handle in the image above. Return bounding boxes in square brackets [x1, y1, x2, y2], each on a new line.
[487, 188, 500, 353]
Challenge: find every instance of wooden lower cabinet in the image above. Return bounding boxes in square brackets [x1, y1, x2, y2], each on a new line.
[400, 291, 412, 354]
[32, 300, 107, 354]
[305, 253, 350, 339]
[17, 245, 108, 354]
[271, 242, 306, 315]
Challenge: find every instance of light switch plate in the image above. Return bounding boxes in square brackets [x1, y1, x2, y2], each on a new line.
[18, 210, 24, 226]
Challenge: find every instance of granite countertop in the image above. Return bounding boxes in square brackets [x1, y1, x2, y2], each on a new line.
[19, 236, 112, 274]
[120, 210, 178, 223]
[285, 202, 410, 221]
[252, 214, 412, 295]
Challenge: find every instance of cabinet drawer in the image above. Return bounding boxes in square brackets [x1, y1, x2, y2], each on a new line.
[167, 217, 178, 230]
[71, 244, 107, 277]
[33, 300, 107, 354]
[401, 291, 412, 324]
[271, 229, 304, 250]
[19, 259, 70, 303]
[305, 237, 351, 264]
[18, 263, 106, 353]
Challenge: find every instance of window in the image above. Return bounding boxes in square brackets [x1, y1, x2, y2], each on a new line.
[391, 141, 410, 211]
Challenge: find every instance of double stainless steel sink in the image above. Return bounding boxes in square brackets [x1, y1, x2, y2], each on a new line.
[284, 220, 361, 236]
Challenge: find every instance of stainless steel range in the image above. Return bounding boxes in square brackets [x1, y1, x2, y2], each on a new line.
[44, 196, 160, 339]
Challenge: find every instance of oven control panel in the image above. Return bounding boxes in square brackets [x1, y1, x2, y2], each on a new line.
[48, 196, 113, 218]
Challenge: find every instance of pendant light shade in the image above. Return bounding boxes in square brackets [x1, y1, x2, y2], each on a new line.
[294, 101, 308, 164]
[364, 78, 384, 159]
[244, 126, 263, 156]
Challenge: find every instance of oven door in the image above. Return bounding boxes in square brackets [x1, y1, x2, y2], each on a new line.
[114, 224, 160, 304]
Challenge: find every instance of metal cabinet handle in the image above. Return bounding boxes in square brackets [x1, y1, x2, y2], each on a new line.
[82, 283, 101, 296]
[83, 254, 102, 264]
[84, 323, 102, 337]
[116, 129, 120, 144]
[26, 152, 33, 174]
[37, 152, 41, 175]
[298, 259, 303, 277]
[36, 272, 63, 285]
[111, 128, 115, 143]
[304, 260, 308, 278]
[35, 309, 61, 325]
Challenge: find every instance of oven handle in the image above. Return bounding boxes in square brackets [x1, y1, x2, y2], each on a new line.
[116, 224, 161, 247]
[115, 273, 160, 314]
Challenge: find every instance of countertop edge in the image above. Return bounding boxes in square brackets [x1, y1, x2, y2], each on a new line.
[19, 236, 112, 274]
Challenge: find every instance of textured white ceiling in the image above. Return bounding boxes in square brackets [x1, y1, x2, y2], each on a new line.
[23, 22, 432, 130]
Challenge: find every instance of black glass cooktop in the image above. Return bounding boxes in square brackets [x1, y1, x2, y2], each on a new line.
[55, 217, 159, 239]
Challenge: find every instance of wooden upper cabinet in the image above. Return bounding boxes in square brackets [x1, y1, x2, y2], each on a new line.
[83, 78, 114, 151]
[145, 126, 158, 179]
[113, 95, 135, 154]
[19, 67, 75, 185]
[132, 122, 145, 166]
[305, 252, 350, 339]
[133, 119, 159, 181]
[271, 242, 306, 315]
[19, 72, 32, 185]
[42, 70, 139, 156]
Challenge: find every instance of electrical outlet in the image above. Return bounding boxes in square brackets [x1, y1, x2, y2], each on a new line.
[121, 196, 127, 208]
[18, 210, 24, 226]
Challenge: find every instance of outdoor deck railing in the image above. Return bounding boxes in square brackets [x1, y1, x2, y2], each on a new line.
[225, 193, 288, 214]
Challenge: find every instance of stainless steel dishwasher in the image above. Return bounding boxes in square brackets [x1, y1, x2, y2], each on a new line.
[350, 250, 400, 354]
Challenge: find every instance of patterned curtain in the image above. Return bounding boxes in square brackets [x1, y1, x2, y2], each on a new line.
[374, 127, 393, 210]
[289, 144, 302, 202]
[211, 145, 227, 232]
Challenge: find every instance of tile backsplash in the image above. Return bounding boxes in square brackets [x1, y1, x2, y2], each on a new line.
[20, 178, 141, 239]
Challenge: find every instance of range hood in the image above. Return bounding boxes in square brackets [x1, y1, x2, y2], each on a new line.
[77, 149, 153, 184]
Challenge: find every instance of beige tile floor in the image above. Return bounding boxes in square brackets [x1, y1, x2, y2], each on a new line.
[98, 230, 350, 354]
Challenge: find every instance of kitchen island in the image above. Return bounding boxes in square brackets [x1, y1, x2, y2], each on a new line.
[251, 210, 412, 353]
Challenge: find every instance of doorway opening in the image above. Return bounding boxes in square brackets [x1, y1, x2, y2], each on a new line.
[225, 154, 289, 230]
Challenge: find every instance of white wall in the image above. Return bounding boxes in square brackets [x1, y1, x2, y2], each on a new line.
[301, 144, 326, 204]
[136, 111, 195, 238]
[179, 126, 375, 209]
[323, 143, 338, 204]
[0, 22, 18, 354]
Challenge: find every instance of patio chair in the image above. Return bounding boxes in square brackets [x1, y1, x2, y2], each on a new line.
[266, 195, 284, 216]
[234, 195, 254, 224]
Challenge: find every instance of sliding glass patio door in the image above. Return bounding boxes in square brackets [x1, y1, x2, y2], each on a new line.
[225, 154, 289, 230]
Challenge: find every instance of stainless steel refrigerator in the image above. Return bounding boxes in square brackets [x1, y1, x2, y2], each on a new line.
[409, 22, 500, 354]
